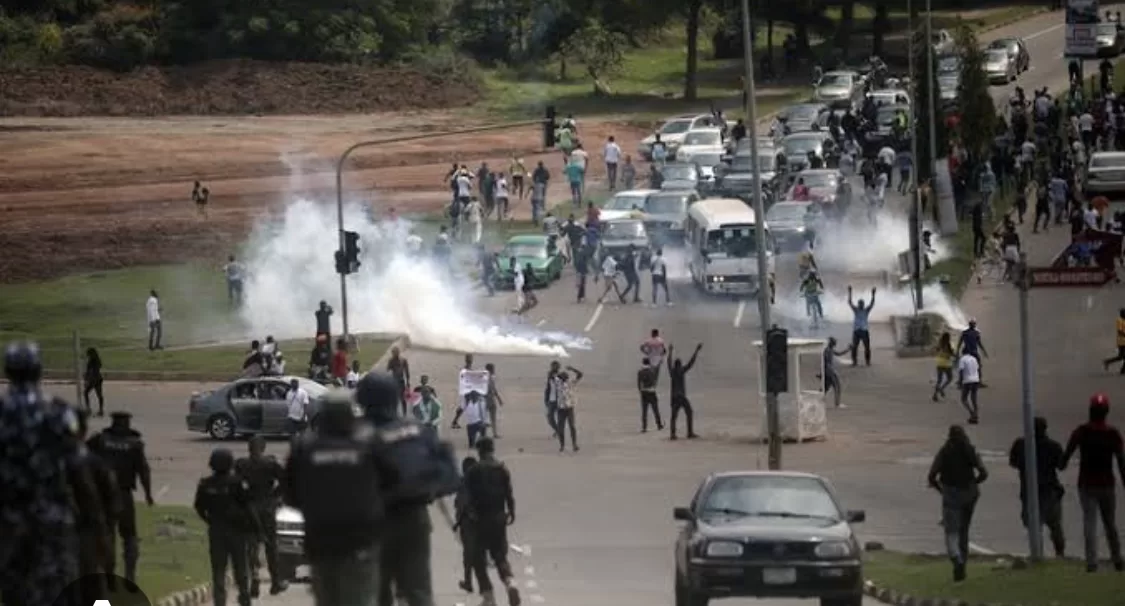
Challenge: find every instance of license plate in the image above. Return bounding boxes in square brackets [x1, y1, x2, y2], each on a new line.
[762, 567, 797, 585]
[278, 537, 303, 554]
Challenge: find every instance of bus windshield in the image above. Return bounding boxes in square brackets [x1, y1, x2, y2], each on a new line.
[705, 224, 760, 258]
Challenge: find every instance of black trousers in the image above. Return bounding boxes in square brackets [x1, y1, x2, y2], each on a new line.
[640, 391, 663, 430]
[576, 272, 587, 302]
[620, 273, 640, 302]
[110, 491, 138, 581]
[379, 506, 434, 606]
[556, 408, 578, 449]
[850, 329, 871, 365]
[651, 276, 670, 304]
[972, 230, 986, 257]
[209, 528, 251, 606]
[1104, 345, 1125, 374]
[248, 506, 281, 588]
[84, 379, 104, 414]
[472, 518, 515, 595]
[670, 394, 694, 437]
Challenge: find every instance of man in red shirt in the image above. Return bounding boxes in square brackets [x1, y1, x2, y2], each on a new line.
[1060, 393, 1125, 572]
[330, 338, 349, 383]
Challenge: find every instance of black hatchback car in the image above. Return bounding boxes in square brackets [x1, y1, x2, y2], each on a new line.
[673, 471, 866, 606]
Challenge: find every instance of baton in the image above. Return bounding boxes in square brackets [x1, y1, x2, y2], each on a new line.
[434, 497, 460, 544]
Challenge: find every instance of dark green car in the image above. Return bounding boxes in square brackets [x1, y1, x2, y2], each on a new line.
[496, 234, 564, 289]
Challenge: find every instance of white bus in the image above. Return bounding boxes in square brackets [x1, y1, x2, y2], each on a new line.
[686, 198, 774, 296]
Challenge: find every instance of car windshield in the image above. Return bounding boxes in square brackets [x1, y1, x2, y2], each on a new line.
[767, 203, 807, 222]
[683, 131, 721, 146]
[1098, 23, 1118, 35]
[662, 165, 697, 181]
[787, 106, 821, 121]
[818, 74, 851, 87]
[795, 172, 837, 189]
[646, 194, 689, 214]
[731, 154, 775, 172]
[700, 475, 841, 520]
[705, 225, 759, 258]
[938, 56, 960, 73]
[986, 49, 1007, 62]
[1090, 155, 1125, 168]
[606, 194, 648, 210]
[784, 136, 822, 156]
[604, 221, 645, 239]
[660, 120, 693, 135]
[693, 153, 722, 168]
[504, 243, 547, 259]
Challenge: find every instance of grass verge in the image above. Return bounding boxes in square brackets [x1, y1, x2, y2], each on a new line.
[926, 188, 1018, 300]
[136, 504, 210, 600]
[864, 551, 1122, 606]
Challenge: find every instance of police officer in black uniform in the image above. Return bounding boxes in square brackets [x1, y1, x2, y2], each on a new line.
[88, 410, 155, 587]
[236, 436, 289, 597]
[195, 448, 257, 606]
[0, 342, 86, 606]
[356, 372, 462, 606]
[285, 389, 390, 606]
[464, 437, 521, 606]
[74, 408, 121, 603]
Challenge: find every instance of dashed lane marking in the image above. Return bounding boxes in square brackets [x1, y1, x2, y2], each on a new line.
[734, 300, 746, 328]
[584, 303, 604, 332]
[969, 541, 998, 555]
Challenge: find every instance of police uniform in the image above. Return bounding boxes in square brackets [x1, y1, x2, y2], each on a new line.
[195, 449, 257, 606]
[285, 390, 388, 606]
[0, 342, 83, 606]
[464, 439, 521, 606]
[235, 440, 288, 596]
[88, 410, 154, 585]
[356, 373, 461, 606]
[74, 409, 122, 603]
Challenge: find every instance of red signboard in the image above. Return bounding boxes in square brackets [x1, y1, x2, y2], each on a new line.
[1029, 267, 1112, 287]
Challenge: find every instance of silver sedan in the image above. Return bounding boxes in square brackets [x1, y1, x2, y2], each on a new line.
[185, 376, 351, 439]
[1085, 151, 1125, 196]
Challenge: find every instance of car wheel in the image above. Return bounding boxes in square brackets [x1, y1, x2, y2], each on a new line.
[674, 574, 708, 606]
[820, 594, 864, 606]
[207, 414, 236, 440]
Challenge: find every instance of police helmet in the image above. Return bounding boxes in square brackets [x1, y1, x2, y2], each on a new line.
[318, 389, 357, 435]
[4, 341, 42, 384]
[355, 371, 402, 424]
[209, 448, 235, 473]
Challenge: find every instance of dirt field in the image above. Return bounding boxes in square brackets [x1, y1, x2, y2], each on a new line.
[0, 111, 652, 282]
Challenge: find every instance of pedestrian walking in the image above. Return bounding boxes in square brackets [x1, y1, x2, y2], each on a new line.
[194, 448, 255, 606]
[554, 366, 583, 452]
[543, 361, 561, 437]
[72, 407, 117, 605]
[146, 289, 163, 350]
[649, 248, 671, 306]
[667, 343, 702, 440]
[619, 246, 642, 304]
[927, 425, 989, 582]
[464, 437, 522, 606]
[932, 332, 955, 401]
[452, 391, 489, 449]
[822, 337, 850, 409]
[386, 346, 411, 417]
[1102, 308, 1125, 374]
[235, 436, 289, 597]
[846, 286, 875, 366]
[83, 347, 105, 416]
[485, 363, 504, 439]
[573, 241, 589, 303]
[637, 358, 663, 432]
[1008, 417, 1067, 558]
[956, 320, 989, 388]
[1060, 393, 1125, 572]
[604, 136, 622, 191]
[224, 255, 246, 305]
[285, 379, 309, 434]
[956, 349, 982, 425]
[454, 456, 480, 595]
[597, 254, 624, 304]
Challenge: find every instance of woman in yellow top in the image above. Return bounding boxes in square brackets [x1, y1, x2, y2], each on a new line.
[932, 331, 955, 401]
[1102, 308, 1125, 374]
[510, 157, 527, 200]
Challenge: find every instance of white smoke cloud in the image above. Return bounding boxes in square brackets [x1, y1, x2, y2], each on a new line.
[239, 198, 591, 357]
[814, 212, 952, 274]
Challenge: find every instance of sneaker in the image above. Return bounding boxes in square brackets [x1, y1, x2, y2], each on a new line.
[459, 580, 473, 593]
[269, 582, 288, 595]
[478, 591, 498, 606]
[953, 561, 966, 582]
[507, 585, 522, 606]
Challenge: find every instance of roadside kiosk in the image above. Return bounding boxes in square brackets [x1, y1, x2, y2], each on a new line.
[752, 337, 828, 443]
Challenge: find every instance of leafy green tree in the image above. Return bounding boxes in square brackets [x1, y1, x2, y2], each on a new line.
[954, 24, 993, 166]
[911, 28, 947, 182]
[560, 18, 627, 95]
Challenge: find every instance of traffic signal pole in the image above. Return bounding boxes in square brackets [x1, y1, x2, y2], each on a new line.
[334, 119, 547, 344]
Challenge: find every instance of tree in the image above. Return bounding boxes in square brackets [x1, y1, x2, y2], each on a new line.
[683, 0, 704, 100]
[560, 19, 626, 95]
[911, 28, 947, 183]
[954, 24, 994, 167]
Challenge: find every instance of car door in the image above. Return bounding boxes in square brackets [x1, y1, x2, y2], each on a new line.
[259, 379, 292, 434]
[229, 380, 264, 432]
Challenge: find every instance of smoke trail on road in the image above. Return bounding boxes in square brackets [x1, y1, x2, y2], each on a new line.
[814, 212, 952, 273]
[239, 198, 590, 356]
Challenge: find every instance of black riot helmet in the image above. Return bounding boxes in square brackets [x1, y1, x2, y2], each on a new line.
[4, 341, 42, 385]
[355, 371, 402, 425]
[209, 448, 235, 473]
[317, 389, 357, 436]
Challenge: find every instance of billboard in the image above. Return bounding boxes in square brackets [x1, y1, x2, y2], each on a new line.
[1065, 0, 1099, 57]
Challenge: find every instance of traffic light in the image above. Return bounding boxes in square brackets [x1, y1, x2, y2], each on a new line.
[343, 231, 361, 273]
[335, 249, 348, 275]
[543, 105, 557, 149]
[764, 327, 788, 394]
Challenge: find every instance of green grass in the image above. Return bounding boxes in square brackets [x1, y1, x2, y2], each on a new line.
[136, 504, 210, 600]
[864, 551, 1123, 606]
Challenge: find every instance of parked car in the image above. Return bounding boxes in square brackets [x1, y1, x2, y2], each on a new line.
[777, 103, 830, 134]
[984, 48, 1018, 83]
[644, 190, 699, 245]
[598, 218, 652, 266]
[673, 471, 866, 606]
[601, 189, 660, 221]
[814, 71, 862, 109]
[780, 132, 833, 173]
[987, 37, 1030, 73]
[185, 377, 350, 440]
[639, 114, 719, 160]
[495, 234, 564, 289]
[784, 168, 853, 214]
[1095, 22, 1125, 57]
[661, 163, 703, 191]
[1085, 151, 1125, 195]
[676, 128, 726, 162]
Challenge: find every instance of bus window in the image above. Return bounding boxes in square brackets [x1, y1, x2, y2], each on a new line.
[705, 226, 759, 258]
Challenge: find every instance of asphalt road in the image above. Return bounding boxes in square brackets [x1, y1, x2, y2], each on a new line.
[64, 7, 1125, 606]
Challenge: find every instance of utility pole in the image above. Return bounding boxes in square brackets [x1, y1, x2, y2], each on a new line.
[740, 0, 781, 470]
[1016, 253, 1044, 561]
[908, 0, 924, 314]
[334, 161, 350, 342]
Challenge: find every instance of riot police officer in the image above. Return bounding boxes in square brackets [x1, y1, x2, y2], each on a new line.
[195, 448, 257, 606]
[235, 436, 288, 597]
[0, 341, 85, 606]
[356, 372, 461, 606]
[88, 410, 155, 587]
[74, 408, 121, 603]
[285, 389, 389, 606]
[464, 437, 521, 606]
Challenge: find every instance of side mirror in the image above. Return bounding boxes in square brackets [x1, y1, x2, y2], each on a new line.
[674, 507, 694, 521]
[846, 510, 866, 523]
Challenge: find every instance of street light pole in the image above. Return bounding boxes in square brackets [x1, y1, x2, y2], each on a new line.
[908, 0, 924, 314]
[740, 0, 781, 470]
[1016, 253, 1044, 562]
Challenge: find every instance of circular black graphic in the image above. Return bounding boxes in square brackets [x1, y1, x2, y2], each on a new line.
[54, 574, 153, 606]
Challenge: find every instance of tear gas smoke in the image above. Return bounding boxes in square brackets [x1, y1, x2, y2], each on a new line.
[772, 283, 969, 333]
[239, 199, 591, 357]
[814, 213, 951, 274]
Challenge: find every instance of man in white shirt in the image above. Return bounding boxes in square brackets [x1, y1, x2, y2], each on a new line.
[146, 289, 162, 350]
[877, 145, 896, 169]
[597, 254, 624, 304]
[512, 259, 527, 315]
[1079, 110, 1096, 150]
[1083, 202, 1100, 230]
[651, 135, 668, 168]
[957, 352, 981, 425]
[649, 248, 671, 306]
[465, 197, 483, 244]
[456, 171, 473, 203]
[286, 378, 310, 434]
[494, 173, 510, 220]
[603, 136, 622, 191]
[451, 390, 488, 448]
[405, 230, 424, 254]
[570, 144, 589, 192]
[223, 255, 245, 305]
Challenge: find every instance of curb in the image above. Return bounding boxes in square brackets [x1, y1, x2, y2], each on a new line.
[156, 581, 212, 606]
[864, 577, 1010, 606]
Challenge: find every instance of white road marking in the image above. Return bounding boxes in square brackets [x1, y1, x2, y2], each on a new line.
[510, 544, 526, 555]
[156, 485, 170, 500]
[530, 596, 546, 604]
[733, 300, 746, 328]
[584, 303, 604, 332]
[526, 580, 539, 589]
[1023, 22, 1064, 42]
[525, 566, 536, 576]
[969, 541, 998, 555]
[536, 319, 546, 327]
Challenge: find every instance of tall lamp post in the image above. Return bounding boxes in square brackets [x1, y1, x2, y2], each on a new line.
[740, 0, 781, 470]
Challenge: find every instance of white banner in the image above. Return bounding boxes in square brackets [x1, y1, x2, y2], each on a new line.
[458, 369, 490, 396]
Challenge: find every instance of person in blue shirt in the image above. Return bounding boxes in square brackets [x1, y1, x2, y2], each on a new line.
[956, 319, 989, 388]
[564, 161, 585, 206]
[847, 285, 876, 366]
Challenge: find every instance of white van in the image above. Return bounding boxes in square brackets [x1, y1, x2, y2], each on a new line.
[686, 198, 775, 295]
